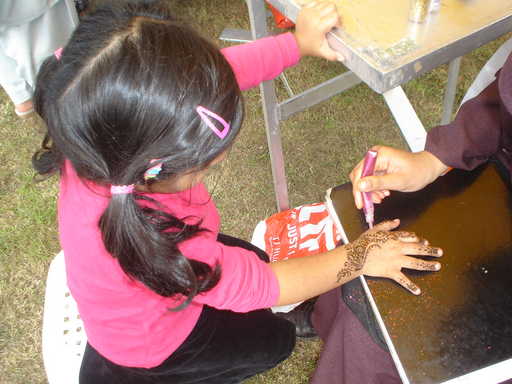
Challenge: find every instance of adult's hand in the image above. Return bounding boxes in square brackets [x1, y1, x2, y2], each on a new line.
[350, 146, 449, 209]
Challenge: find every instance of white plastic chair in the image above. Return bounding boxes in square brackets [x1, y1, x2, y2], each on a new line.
[42, 251, 86, 384]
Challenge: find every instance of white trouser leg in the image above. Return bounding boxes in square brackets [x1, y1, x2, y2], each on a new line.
[0, 0, 78, 104]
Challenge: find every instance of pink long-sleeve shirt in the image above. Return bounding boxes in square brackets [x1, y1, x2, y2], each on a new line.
[60, 33, 300, 368]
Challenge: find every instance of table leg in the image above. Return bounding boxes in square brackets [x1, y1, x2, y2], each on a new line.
[383, 87, 427, 152]
[460, 37, 512, 106]
[279, 73, 294, 97]
[247, 0, 290, 211]
[246, 0, 267, 40]
[440, 57, 462, 125]
[218, 28, 252, 43]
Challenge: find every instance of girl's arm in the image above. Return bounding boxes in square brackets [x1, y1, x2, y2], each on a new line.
[221, 0, 341, 91]
[269, 219, 442, 305]
[221, 33, 300, 91]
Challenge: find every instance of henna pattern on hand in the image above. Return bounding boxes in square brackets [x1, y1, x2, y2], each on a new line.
[336, 231, 398, 283]
[394, 231, 415, 239]
[416, 246, 440, 256]
[397, 276, 419, 293]
[414, 261, 440, 271]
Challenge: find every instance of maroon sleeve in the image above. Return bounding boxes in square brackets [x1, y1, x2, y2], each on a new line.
[425, 76, 505, 171]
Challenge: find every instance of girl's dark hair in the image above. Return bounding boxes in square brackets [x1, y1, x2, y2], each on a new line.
[32, 0, 244, 308]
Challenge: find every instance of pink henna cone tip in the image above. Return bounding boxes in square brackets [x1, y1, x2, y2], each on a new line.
[361, 150, 377, 228]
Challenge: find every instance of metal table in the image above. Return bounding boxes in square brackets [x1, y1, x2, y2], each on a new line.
[241, 0, 512, 211]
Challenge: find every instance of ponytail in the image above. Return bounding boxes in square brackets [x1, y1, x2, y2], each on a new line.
[99, 191, 220, 308]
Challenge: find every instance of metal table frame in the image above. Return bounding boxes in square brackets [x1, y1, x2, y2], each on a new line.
[234, 0, 512, 211]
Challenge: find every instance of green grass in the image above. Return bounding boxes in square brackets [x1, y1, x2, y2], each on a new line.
[0, 0, 509, 382]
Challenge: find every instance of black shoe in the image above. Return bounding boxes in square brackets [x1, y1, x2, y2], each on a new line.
[275, 298, 317, 338]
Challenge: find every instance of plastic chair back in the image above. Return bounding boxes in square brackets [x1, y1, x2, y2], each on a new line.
[42, 251, 86, 384]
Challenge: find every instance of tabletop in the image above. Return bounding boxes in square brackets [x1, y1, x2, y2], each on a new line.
[326, 163, 512, 383]
[267, 0, 512, 93]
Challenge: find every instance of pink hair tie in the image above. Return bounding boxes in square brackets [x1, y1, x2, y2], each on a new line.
[196, 106, 230, 139]
[110, 184, 135, 195]
[54, 47, 63, 60]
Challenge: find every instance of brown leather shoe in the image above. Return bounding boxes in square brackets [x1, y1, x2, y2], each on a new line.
[274, 298, 317, 338]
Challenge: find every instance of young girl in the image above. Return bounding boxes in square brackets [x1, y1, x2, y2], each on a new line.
[33, 1, 442, 383]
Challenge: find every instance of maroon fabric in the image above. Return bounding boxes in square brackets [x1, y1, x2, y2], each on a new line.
[426, 53, 512, 178]
[311, 288, 401, 384]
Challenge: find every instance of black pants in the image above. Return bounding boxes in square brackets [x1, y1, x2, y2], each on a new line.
[79, 234, 296, 384]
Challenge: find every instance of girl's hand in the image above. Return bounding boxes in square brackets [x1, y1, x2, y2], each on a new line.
[341, 219, 443, 295]
[294, 0, 343, 61]
[350, 146, 450, 209]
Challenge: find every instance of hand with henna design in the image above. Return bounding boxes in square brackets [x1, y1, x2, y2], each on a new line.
[340, 219, 443, 295]
[269, 218, 442, 305]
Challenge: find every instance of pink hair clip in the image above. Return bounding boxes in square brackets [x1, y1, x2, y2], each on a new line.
[144, 159, 163, 181]
[110, 184, 134, 195]
[54, 47, 63, 60]
[196, 106, 230, 139]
